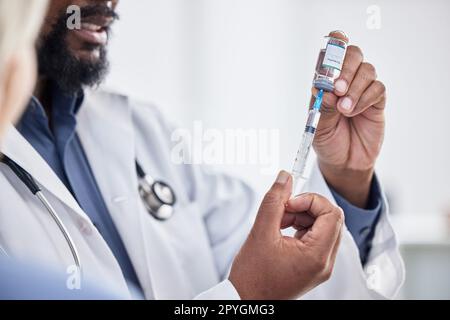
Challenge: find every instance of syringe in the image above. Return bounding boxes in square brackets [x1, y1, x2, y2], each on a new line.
[291, 89, 324, 193]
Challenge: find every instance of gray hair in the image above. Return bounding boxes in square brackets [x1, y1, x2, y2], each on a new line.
[0, 0, 48, 72]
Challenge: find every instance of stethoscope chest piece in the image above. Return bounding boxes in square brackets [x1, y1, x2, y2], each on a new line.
[138, 173, 176, 221]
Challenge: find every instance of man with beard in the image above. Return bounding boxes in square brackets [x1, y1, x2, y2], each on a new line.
[0, 0, 403, 299]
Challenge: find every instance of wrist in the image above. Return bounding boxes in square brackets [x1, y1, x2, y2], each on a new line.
[229, 271, 273, 300]
[319, 162, 374, 208]
[228, 276, 255, 300]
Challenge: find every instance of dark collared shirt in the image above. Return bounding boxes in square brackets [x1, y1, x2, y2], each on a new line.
[16, 85, 142, 295]
[330, 176, 383, 265]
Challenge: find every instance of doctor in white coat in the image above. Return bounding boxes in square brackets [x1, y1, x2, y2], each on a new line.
[0, 0, 404, 299]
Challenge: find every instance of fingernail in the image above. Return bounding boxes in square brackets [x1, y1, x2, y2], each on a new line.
[340, 97, 353, 111]
[334, 79, 347, 93]
[276, 171, 290, 184]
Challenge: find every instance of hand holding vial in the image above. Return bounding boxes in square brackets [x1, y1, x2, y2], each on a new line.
[311, 31, 386, 208]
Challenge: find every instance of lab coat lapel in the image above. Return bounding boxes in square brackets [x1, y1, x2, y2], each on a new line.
[1, 125, 90, 221]
[76, 90, 195, 299]
[75, 91, 155, 297]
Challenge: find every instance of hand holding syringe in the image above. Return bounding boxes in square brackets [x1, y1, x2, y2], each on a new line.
[291, 32, 349, 194]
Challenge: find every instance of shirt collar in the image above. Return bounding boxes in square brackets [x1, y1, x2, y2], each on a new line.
[51, 84, 85, 117]
[21, 83, 84, 118]
[17, 84, 85, 135]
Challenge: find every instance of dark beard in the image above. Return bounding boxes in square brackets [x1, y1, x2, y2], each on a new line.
[37, 6, 117, 96]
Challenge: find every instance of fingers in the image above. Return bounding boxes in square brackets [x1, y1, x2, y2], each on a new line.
[328, 30, 349, 43]
[337, 62, 377, 115]
[305, 209, 343, 270]
[287, 193, 344, 281]
[280, 212, 314, 230]
[328, 220, 343, 269]
[311, 32, 385, 120]
[334, 45, 364, 96]
[286, 193, 336, 219]
[253, 171, 292, 239]
[349, 80, 386, 117]
[288, 193, 344, 250]
[311, 89, 338, 116]
[310, 30, 348, 117]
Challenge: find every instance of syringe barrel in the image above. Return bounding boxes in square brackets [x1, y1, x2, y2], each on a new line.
[305, 108, 321, 133]
[291, 109, 321, 180]
[292, 131, 315, 179]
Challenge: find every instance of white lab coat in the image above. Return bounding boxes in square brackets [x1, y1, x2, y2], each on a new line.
[0, 89, 404, 299]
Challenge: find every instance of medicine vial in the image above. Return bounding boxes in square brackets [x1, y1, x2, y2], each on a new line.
[313, 33, 349, 92]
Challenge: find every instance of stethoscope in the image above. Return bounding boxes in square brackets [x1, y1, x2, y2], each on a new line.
[135, 161, 176, 221]
[0, 155, 177, 273]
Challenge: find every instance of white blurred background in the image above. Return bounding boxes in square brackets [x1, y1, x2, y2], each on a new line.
[104, 0, 450, 299]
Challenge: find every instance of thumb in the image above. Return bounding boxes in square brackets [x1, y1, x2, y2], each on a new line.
[253, 171, 292, 239]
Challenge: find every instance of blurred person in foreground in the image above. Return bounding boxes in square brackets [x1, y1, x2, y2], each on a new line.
[0, 0, 120, 299]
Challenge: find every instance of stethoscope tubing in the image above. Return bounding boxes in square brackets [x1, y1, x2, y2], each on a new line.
[1, 156, 81, 274]
[0, 155, 176, 274]
[36, 191, 82, 275]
